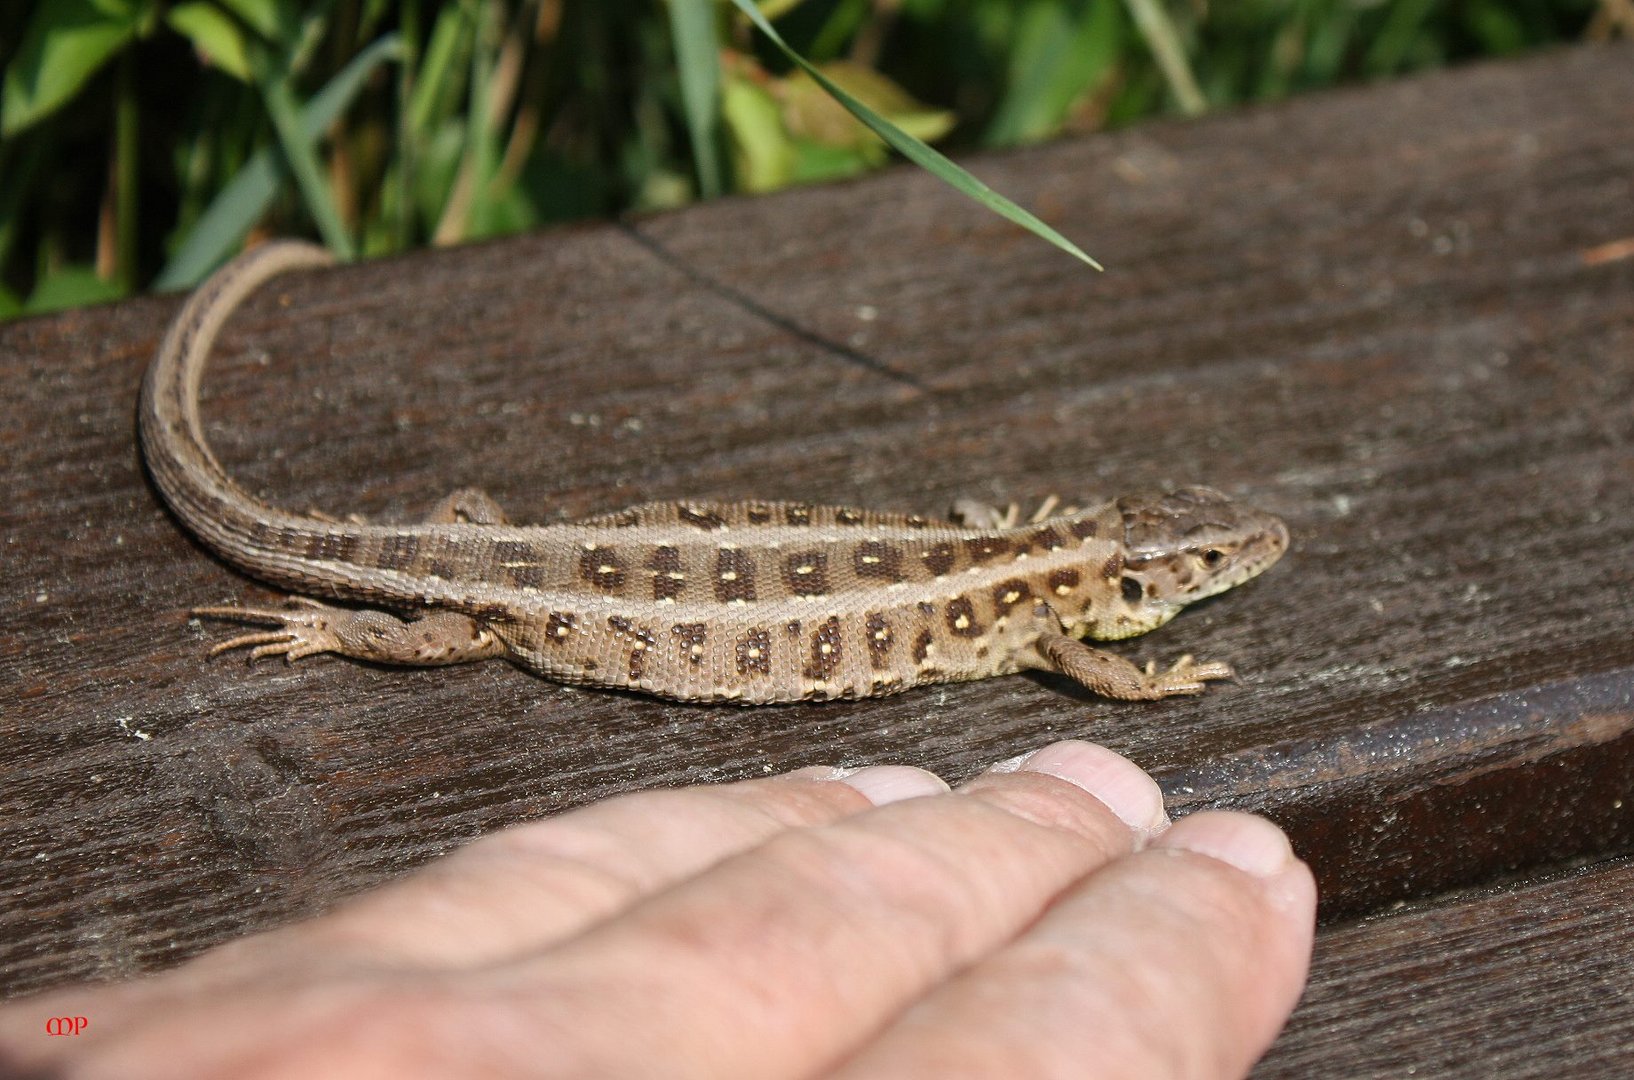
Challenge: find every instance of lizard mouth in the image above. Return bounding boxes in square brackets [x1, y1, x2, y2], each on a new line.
[1197, 511, 1290, 599]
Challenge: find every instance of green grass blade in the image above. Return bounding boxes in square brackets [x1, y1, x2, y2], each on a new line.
[1122, 0, 1206, 116]
[667, 0, 724, 198]
[254, 46, 355, 260]
[727, 0, 1100, 271]
[156, 34, 403, 288]
[986, 0, 1122, 147]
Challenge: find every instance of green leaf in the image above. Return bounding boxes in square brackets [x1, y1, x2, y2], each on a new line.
[722, 74, 795, 193]
[2, 0, 143, 137]
[1465, 2, 1529, 55]
[726, 0, 1100, 270]
[217, 0, 286, 41]
[1364, 0, 1437, 76]
[166, 3, 252, 81]
[156, 33, 403, 288]
[782, 61, 954, 151]
[667, 0, 724, 198]
[986, 0, 1122, 147]
[788, 138, 876, 186]
[24, 267, 126, 314]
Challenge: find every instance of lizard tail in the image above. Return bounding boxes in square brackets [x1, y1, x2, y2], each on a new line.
[139, 241, 370, 594]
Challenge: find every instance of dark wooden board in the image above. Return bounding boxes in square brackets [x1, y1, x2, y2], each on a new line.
[1259, 856, 1634, 1078]
[3, 42, 1633, 1066]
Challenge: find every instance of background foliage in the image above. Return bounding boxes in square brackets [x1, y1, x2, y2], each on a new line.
[0, 0, 1618, 317]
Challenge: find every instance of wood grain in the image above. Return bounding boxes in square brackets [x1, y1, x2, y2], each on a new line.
[1259, 857, 1634, 1077]
[3, 42, 1633, 1069]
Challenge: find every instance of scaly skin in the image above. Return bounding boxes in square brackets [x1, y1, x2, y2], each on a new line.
[141, 241, 1289, 703]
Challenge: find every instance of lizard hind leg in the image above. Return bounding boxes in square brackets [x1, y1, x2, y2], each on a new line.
[425, 488, 509, 525]
[195, 603, 507, 668]
[300, 488, 508, 527]
[1029, 630, 1234, 701]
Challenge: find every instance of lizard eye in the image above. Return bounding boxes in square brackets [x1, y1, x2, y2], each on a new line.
[1202, 549, 1224, 567]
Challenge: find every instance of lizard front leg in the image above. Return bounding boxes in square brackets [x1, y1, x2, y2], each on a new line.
[196, 601, 506, 668]
[1028, 630, 1234, 700]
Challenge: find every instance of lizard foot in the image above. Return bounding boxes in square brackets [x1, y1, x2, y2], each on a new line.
[1139, 655, 1236, 697]
[425, 488, 509, 525]
[304, 508, 370, 524]
[195, 602, 506, 668]
[950, 494, 1079, 530]
[1033, 632, 1235, 701]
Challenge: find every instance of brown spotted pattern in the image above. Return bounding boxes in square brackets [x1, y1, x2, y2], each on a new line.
[964, 537, 1009, 563]
[853, 540, 904, 580]
[805, 616, 843, 681]
[945, 597, 983, 638]
[608, 615, 658, 680]
[672, 622, 708, 665]
[736, 628, 773, 675]
[579, 546, 626, 592]
[378, 535, 420, 571]
[866, 612, 893, 669]
[922, 542, 957, 577]
[783, 551, 830, 597]
[305, 533, 359, 562]
[1048, 568, 1081, 596]
[545, 611, 576, 644]
[992, 579, 1032, 613]
[714, 548, 757, 603]
[1028, 526, 1065, 551]
[648, 545, 684, 601]
[678, 505, 727, 531]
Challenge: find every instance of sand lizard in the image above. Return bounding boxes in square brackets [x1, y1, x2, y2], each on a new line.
[140, 241, 1289, 704]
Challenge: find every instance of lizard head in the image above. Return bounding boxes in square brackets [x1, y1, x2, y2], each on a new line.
[1076, 486, 1289, 641]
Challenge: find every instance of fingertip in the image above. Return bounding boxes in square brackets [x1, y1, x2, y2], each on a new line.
[1156, 811, 1317, 922]
[990, 740, 1169, 836]
[1156, 810, 1295, 878]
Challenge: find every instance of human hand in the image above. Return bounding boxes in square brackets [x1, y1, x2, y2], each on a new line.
[1, 740, 1315, 1079]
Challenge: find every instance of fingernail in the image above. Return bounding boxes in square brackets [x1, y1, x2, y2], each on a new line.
[1000, 740, 1168, 835]
[828, 765, 951, 806]
[1158, 811, 1295, 878]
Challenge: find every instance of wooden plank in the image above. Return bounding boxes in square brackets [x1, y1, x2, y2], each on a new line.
[1259, 856, 1634, 1077]
[3, 39, 1632, 1022]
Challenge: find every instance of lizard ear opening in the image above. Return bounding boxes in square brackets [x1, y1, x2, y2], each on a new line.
[1120, 576, 1144, 604]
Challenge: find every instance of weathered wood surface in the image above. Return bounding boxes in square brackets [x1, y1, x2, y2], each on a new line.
[1259, 856, 1634, 1078]
[3, 40, 1632, 1067]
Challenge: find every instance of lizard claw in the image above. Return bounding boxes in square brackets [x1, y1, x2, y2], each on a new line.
[193, 602, 506, 668]
[194, 604, 345, 664]
[952, 494, 1081, 529]
[950, 499, 1020, 529]
[1143, 654, 1236, 697]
